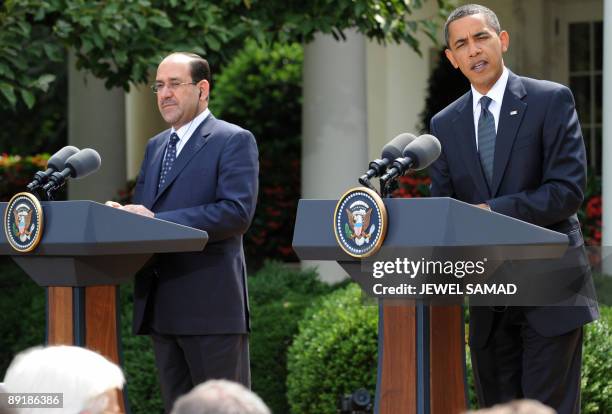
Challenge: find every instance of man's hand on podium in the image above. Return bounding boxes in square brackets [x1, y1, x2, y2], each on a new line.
[105, 201, 155, 218]
[474, 203, 491, 211]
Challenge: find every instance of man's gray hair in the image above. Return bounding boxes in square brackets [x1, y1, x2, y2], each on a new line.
[464, 399, 556, 414]
[2, 346, 125, 414]
[444, 4, 501, 47]
[171, 380, 270, 414]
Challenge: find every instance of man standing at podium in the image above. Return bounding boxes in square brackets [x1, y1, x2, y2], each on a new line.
[107, 52, 258, 412]
[429, 5, 598, 414]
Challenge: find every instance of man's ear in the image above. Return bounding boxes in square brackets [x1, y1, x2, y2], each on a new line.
[200, 80, 210, 99]
[499, 30, 510, 53]
[445, 48, 459, 69]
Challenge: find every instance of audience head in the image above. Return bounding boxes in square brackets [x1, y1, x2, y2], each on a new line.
[2, 345, 125, 414]
[465, 399, 556, 414]
[171, 380, 270, 414]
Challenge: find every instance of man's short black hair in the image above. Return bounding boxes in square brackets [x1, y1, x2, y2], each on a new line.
[169, 52, 212, 85]
[444, 4, 501, 47]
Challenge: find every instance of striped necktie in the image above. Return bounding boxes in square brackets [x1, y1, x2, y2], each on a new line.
[478, 96, 496, 186]
[158, 133, 180, 190]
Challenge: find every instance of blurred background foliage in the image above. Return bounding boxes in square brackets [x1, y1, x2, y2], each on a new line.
[214, 40, 303, 266]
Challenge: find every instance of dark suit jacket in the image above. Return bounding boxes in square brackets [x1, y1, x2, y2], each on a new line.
[429, 70, 598, 348]
[132, 114, 259, 336]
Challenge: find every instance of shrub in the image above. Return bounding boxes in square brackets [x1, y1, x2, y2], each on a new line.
[249, 261, 334, 414]
[0, 259, 45, 375]
[465, 306, 612, 413]
[119, 283, 164, 413]
[287, 283, 378, 414]
[0, 154, 49, 200]
[214, 40, 303, 267]
[581, 306, 612, 413]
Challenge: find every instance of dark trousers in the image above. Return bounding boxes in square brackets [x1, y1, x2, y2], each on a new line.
[470, 308, 583, 414]
[151, 332, 250, 413]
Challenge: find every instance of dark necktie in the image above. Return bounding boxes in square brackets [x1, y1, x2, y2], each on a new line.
[158, 133, 180, 190]
[478, 96, 496, 185]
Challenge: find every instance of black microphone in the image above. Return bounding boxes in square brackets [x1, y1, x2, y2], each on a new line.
[380, 134, 441, 181]
[359, 133, 417, 186]
[42, 148, 102, 193]
[26, 146, 80, 191]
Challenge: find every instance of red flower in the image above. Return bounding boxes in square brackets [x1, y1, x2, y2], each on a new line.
[586, 196, 602, 218]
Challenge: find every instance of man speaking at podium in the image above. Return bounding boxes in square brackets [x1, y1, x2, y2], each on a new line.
[107, 52, 258, 412]
[428, 5, 598, 413]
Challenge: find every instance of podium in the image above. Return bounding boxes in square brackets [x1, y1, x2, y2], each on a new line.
[0, 200, 208, 413]
[292, 197, 568, 414]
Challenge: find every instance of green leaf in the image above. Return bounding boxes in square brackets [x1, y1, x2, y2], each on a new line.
[133, 14, 146, 30]
[115, 50, 128, 65]
[206, 35, 221, 52]
[16, 21, 31, 37]
[43, 44, 62, 61]
[81, 38, 94, 54]
[149, 15, 172, 29]
[91, 33, 104, 49]
[0, 83, 17, 107]
[0, 63, 15, 80]
[34, 74, 56, 92]
[20, 89, 35, 109]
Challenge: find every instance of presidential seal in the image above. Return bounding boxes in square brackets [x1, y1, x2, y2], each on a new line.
[334, 187, 387, 258]
[4, 192, 44, 253]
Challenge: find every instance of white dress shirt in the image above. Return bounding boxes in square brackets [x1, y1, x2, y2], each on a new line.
[169, 108, 211, 157]
[471, 67, 509, 149]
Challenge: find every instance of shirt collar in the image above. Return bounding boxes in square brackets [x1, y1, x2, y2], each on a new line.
[471, 66, 509, 114]
[170, 108, 211, 142]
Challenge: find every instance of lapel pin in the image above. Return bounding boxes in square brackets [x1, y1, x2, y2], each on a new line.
[510, 110, 518, 116]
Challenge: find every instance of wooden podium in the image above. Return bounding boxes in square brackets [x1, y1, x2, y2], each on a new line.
[0, 200, 208, 414]
[292, 197, 568, 414]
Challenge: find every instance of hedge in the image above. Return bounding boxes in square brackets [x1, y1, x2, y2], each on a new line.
[287, 283, 378, 414]
[288, 283, 612, 414]
[249, 261, 335, 413]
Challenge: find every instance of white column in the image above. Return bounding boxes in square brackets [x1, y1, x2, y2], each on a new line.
[302, 30, 369, 283]
[602, 0, 612, 271]
[67, 52, 126, 202]
[125, 83, 167, 179]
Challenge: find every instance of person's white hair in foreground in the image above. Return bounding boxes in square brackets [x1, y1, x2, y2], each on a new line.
[2, 345, 125, 414]
[465, 399, 556, 414]
[171, 380, 270, 414]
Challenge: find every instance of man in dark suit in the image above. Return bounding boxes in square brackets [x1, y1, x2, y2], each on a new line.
[107, 52, 258, 412]
[428, 5, 598, 414]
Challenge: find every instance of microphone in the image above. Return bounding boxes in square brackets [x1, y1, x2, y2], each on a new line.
[26, 146, 80, 191]
[359, 133, 417, 186]
[380, 134, 441, 181]
[42, 148, 102, 193]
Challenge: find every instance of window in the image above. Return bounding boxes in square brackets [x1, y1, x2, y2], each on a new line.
[568, 21, 603, 174]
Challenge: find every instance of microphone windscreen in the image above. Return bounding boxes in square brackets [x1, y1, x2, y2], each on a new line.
[65, 148, 102, 178]
[402, 134, 441, 170]
[47, 146, 80, 171]
[381, 133, 417, 160]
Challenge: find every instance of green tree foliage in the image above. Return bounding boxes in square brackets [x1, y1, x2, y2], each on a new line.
[0, 0, 451, 109]
[0, 1, 62, 109]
